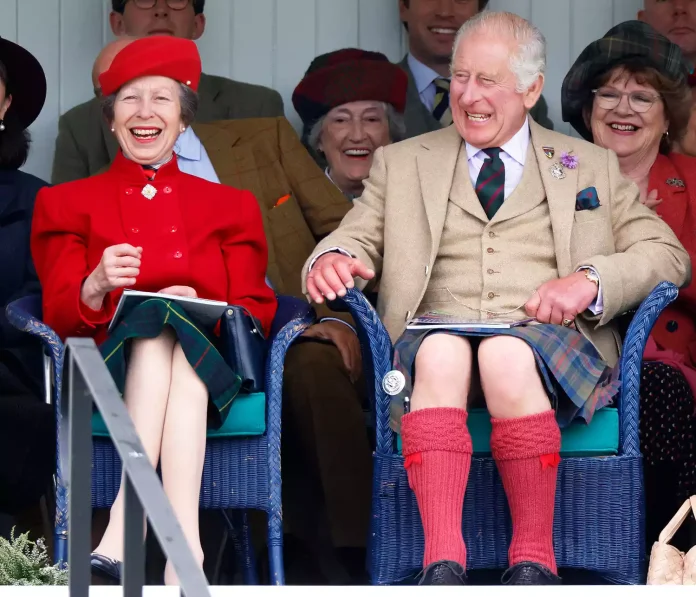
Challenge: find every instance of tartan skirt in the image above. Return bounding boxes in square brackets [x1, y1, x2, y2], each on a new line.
[100, 299, 242, 429]
[389, 324, 620, 433]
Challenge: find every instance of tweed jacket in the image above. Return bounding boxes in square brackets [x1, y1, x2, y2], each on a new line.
[398, 56, 555, 139]
[51, 73, 284, 184]
[191, 117, 351, 321]
[303, 120, 691, 366]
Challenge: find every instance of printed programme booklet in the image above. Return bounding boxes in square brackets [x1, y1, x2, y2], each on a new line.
[406, 311, 535, 330]
[108, 290, 228, 332]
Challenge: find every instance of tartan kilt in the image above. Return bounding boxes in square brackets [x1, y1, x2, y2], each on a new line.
[389, 324, 620, 433]
[100, 298, 242, 429]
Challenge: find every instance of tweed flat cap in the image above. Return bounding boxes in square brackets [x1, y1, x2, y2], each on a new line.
[562, 20, 689, 140]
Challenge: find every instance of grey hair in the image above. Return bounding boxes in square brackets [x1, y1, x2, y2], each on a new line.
[100, 82, 199, 126]
[306, 102, 406, 158]
[450, 11, 546, 93]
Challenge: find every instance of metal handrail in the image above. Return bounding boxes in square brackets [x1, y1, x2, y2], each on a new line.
[63, 337, 211, 597]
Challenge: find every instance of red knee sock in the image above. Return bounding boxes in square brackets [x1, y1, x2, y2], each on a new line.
[490, 410, 561, 574]
[401, 407, 472, 569]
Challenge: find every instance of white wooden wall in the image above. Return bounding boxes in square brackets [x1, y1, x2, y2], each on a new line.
[0, 0, 643, 182]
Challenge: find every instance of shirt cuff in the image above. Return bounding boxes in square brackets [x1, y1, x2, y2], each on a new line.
[308, 247, 352, 271]
[318, 317, 357, 335]
[577, 267, 603, 315]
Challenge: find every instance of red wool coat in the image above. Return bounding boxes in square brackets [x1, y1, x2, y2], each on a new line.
[648, 152, 696, 365]
[31, 151, 277, 344]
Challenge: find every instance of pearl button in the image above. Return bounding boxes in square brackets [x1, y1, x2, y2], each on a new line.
[171, 226, 178, 233]
[173, 251, 182, 259]
[487, 247, 494, 254]
[163, 186, 172, 194]
[125, 188, 133, 195]
[131, 227, 139, 233]
[425, 265, 429, 275]
[487, 292, 495, 299]
[405, 311, 412, 321]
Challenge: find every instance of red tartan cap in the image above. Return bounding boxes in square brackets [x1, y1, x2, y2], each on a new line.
[292, 48, 408, 126]
[99, 36, 201, 96]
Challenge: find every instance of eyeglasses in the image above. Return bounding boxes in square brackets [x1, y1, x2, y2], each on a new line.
[592, 88, 662, 113]
[129, 0, 190, 10]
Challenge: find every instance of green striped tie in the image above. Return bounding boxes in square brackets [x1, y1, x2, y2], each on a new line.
[475, 147, 505, 219]
[432, 78, 452, 126]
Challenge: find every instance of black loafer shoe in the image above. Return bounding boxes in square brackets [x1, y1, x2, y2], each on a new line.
[418, 560, 467, 585]
[90, 553, 122, 584]
[502, 561, 561, 585]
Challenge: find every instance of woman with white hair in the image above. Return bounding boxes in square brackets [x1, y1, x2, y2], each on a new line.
[292, 49, 408, 200]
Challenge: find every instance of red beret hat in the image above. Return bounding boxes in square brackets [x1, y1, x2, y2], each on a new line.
[292, 48, 408, 126]
[99, 36, 202, 96]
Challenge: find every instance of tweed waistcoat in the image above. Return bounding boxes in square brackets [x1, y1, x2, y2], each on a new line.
[418, 142, 559, 319]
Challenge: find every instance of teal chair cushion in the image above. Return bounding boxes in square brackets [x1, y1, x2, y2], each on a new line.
[92, 392, 267, 438]
[396, 407, 619, 457]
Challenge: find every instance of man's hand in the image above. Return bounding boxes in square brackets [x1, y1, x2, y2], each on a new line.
[158, 286, 198, 298]
[525, 271, 599, 326]
[302, 320, 362, 383]
[306, 253, 375, 303]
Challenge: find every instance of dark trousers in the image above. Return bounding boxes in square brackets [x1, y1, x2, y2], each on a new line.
[281, 340, 372, 549]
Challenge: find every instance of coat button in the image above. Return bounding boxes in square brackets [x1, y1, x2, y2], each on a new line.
[487, 247, 494, 254]
[170, 226, 178, 233]
[163, 186, 172, 194]
[666, 320, 679, 332]
[488, 231, 496, 238]
[131, 227, 139, 233]
[487, 269, 495, 274]
[173, 251, 182, 259]
[125, 188, 133, 195]
[405, 311, 412, 321]
[487, 292, 495, 299]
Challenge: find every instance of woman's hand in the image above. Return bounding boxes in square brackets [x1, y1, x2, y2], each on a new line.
[641, 189, 663, 211]
[81, 244, 142, 310]
[158, 286, 198, 298]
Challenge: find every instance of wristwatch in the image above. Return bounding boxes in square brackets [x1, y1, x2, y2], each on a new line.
[581, 268, 600, 287]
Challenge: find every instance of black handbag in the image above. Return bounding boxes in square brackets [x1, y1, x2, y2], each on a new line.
[219, 305, 267, 393]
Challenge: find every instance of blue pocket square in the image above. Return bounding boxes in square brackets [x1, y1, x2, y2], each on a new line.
[575, 187, 601, 211]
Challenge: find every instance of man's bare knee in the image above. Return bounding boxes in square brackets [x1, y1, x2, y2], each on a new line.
[411, 334, 472, 411]
[478, 336, 550, 418]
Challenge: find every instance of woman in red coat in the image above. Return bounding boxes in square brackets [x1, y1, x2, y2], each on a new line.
[562, 22, 696, 549]
[31, 36, 276, 585]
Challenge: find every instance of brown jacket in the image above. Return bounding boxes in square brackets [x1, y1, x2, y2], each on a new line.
[192, 117, 351, 317]
[303, 120, 691, 366]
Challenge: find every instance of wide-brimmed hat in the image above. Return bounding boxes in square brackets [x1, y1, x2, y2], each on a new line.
[0, 37, 46, 130]
[562, 20, 689, 140]
[292, 48, 408, 126]
[99, 36, 202, 96]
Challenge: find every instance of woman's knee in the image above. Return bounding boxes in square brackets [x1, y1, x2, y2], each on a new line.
[478, 336, 549, 417]
[129, 328, 177, 358]
[412, 334, 473, 410]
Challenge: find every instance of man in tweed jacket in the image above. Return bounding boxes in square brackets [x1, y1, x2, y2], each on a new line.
[304, 12, 690, 585]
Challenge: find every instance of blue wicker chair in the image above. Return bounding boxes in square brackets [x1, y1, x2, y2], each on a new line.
[5, 294, 316, 585]
[328, 281, 679, 585]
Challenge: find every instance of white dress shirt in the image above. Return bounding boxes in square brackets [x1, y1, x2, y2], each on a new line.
[465, 118, 530, 201]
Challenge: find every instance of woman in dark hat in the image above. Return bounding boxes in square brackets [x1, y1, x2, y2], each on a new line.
[562, 20, 696, 549]
[0, 37, 54, 521]
[31, 35, 276, 585]
[293, 49, 408, 200]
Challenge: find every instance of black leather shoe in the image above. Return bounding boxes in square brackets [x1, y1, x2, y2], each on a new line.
[502, 562, 561, 585]
[90, 553, 122, 584]
[418, 560, 467, 585]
